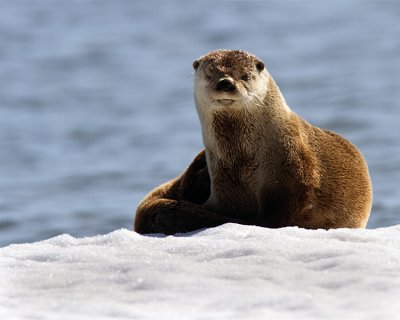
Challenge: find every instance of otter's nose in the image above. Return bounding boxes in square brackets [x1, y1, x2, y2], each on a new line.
[216, 79, 236, 92]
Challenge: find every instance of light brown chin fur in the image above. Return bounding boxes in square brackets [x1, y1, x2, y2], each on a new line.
[134, 49, 372, 235]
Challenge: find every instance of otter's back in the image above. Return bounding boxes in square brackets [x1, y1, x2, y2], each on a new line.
[310, 126, 372, 227]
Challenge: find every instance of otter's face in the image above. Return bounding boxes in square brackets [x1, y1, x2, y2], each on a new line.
[193, 50, 269, 110]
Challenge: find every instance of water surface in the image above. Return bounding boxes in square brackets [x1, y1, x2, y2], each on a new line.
[0, 1, 399, 246]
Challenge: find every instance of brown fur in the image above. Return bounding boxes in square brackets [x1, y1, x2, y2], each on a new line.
[134, 150, 246, 234]
[134, 50, 372, 234]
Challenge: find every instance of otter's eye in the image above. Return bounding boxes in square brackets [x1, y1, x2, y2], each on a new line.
[256, 61, 264, 71]
[241, 74, 250, 81]
[193, 60, 200, 70]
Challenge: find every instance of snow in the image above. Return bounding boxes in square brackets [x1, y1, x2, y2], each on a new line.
[1, 224, 399, 320]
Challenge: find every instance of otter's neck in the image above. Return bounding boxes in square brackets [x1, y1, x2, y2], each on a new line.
[209, 108, 257, 158]
[264, 76, 292, 116]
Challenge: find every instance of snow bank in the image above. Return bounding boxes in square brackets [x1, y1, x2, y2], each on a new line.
[1, 224, 399, 320]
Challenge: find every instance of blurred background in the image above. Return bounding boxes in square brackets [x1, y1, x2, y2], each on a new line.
[0, 1, 399, 246]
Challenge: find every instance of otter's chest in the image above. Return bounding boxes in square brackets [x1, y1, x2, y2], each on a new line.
[207, 156, 260, 219]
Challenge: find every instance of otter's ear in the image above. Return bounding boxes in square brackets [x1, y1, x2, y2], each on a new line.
[193, 59, 200, 70]
[256, 60, 264, 72]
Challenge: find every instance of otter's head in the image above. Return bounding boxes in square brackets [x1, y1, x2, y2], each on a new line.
[193, 50, 269, 112]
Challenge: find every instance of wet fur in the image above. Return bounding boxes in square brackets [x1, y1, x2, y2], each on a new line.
[134, 50, 372, 234]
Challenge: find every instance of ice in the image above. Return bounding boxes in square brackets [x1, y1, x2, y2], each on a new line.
[1, 224, 400, 319]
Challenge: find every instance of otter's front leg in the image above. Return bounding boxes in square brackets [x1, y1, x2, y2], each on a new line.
[258, 187, 295, 228]
[258, 183, 314, 228]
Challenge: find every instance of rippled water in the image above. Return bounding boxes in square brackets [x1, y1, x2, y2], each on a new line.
[0, 1, 399, 246]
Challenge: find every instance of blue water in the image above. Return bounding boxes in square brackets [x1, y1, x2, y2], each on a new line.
[0, 1, 399, 246]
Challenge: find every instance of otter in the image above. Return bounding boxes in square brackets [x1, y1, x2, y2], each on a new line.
[134, 49, 372, 234]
